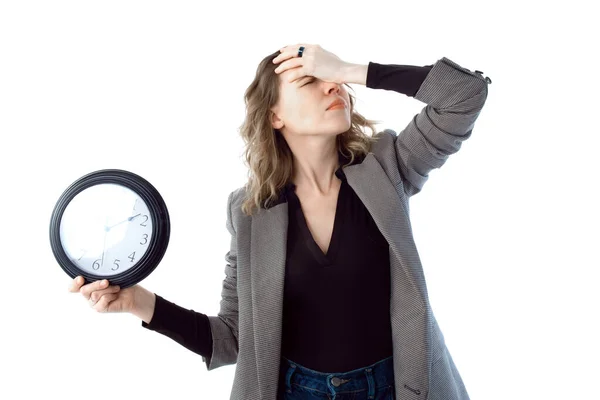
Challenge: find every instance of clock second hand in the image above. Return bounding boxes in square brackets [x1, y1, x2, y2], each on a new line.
[77, 249, 87, 261]
[101, 216, 109, 267]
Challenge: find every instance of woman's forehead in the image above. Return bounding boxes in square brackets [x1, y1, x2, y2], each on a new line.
[279, 69, 301, 86]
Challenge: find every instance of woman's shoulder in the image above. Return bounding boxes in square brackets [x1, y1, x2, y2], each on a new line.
[227, 186, 247, 213]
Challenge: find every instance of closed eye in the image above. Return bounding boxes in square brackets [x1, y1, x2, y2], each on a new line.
[301, 78, 315, 87]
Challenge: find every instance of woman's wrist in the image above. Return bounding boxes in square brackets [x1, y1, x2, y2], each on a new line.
[131, 285, 156, 324]
[342, 62, 368, 85]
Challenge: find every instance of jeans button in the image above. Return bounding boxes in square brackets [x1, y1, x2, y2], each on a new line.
[331, 377, 341, 387]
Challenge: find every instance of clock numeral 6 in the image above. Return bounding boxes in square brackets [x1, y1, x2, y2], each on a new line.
[140, 215, 148, 227]
[92, 259, 101, 270]
[128, 251, 136, 263]
[140, 234, 148, 245]
[112, 259, 120, 271]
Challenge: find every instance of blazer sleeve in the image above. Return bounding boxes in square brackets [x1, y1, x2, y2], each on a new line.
[391, 56, 490, 197]
[202, 189, 240, 370]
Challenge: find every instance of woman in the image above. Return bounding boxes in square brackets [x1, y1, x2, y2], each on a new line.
[70, 44, 490, 400]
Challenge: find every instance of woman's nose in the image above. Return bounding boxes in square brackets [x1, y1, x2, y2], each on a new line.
[325, 82, 341, 93]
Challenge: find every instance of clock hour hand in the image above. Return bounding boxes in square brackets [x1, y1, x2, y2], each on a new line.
[104, 213, 142, 231]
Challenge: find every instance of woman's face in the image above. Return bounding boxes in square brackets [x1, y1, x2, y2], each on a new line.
[271, 68, 352, 137]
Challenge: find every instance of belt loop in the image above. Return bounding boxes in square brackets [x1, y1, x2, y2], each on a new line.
[285, 363, 296, 393]
[364, 367, 375, 399]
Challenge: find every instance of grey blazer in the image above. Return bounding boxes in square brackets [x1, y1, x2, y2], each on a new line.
[202, 56, 490, 400]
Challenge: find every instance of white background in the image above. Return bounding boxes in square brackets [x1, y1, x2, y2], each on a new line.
[1, 1, 598, 399]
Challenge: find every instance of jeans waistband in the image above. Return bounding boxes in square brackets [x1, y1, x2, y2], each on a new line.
[279, 355, 394, 398]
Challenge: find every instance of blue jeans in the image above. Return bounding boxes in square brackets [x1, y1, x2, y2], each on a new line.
[277, 355, 395, 400]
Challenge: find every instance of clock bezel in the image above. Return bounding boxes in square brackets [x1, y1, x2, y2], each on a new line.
[49, 169, 170, 289]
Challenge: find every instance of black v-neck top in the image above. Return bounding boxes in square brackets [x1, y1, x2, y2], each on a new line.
[142, 61, 434, 373]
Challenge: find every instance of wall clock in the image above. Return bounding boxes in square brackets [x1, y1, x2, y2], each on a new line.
[49, 169, 170, 289]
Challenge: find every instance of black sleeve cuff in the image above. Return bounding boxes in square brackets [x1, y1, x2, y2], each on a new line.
[141, 294, 213, 359]
[366, 61, 434, 97]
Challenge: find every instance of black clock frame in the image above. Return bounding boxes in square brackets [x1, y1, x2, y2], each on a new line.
[49, 169, 170, 289]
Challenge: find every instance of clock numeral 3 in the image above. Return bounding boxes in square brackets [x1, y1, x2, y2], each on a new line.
[92, 259, 101, 270]
[140, 234, 148, 245]
[112, 259, 120, 271]
[128, 251, 136, 263]
[140, 215, 148, 227]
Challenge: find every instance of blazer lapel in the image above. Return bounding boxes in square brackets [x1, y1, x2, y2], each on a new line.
[249, 200, 288, 396]
[250, 152, 431, 399]
[344, 152, 431, 399]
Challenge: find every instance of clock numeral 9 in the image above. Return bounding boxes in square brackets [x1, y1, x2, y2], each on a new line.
[128, 251, 136, 263]
[112, 259, 120, 271]
[140, 234, 148, 245]
[92, 259, 101, 270]
[140, 215, 148, 227]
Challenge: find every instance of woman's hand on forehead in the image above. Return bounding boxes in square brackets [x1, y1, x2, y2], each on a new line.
[273, 43, 352, 85]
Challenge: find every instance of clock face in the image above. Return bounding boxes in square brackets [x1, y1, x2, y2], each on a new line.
[59, 183, 154, 277]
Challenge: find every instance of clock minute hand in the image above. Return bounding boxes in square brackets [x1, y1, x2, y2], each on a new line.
[105, 213, 142, 231]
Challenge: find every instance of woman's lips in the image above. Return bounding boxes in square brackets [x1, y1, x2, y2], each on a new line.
[327, 103, 346, 110]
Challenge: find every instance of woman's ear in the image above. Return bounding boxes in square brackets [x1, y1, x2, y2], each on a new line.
[270, 110, 284, 130]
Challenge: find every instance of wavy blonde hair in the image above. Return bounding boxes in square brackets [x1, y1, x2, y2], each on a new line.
[238, 50, 383, 217]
